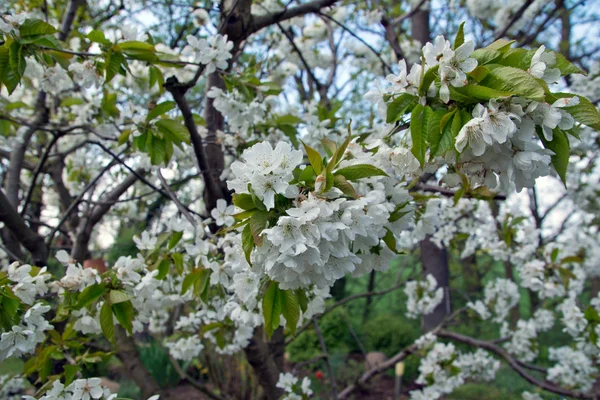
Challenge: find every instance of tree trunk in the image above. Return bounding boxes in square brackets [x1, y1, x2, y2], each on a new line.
[244, 328, 284, 400]
[362, 270, 376, 323]
[421, 236, 451, 332]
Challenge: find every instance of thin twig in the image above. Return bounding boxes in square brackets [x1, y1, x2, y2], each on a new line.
[157, 170, 197, 226]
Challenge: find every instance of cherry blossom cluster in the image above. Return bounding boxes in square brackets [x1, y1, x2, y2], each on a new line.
[410, 335, 499, 400]
[276, 372, 313, 400]
[22, 378, 160, 400]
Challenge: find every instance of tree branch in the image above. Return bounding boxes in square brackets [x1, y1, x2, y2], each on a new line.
[250, 0, 340, 35]
[439, 330, 590, 399]
[0, 189, 47, 265]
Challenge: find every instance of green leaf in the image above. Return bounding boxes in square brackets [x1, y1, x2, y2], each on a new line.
[554, 52, 585, 76]
[156, 258, 171, 280]
[383, 228, 398, 253]
[281, 290, 300, 335]
[498, 48, 533, 70]
[333, 175, 358, 198]
[0, 45, 19, 94]
[410, 104, 426, 166]
[148, 135, 167, 165]
[75, 284, 106, 310]
[60, 97, 85, 107]
[100, 301, 115, 345]
[276, 114, 303, 125]
[296, 290, 308, 313]
[147, 101, 175, 122]
[249, 210, 269, 246]
[172, 252, 184, 274]
[585, 306, 600, 323]
[262, 281, 282, 338]
[321, 138, 337, 157]
[479, 65, 545, 101]
[550, 93, 600, 130]
[88, 30, 111, 45]
[109, 290, 132, 305]
[0, 45, 9, 90]
[454, 84, 515, 101]
[387, 93, 418, 123]
[168, 231, 183, 250]
[539, 127, 570, 185]
[155, 119, 191, 144]
[486, 39, 515, 52]
[430, 109, 457, 157]
[118, 41, 155, 52]
[112, 301, 134, 334]
[470, 49, 502, 65]
[424, 107, 447, 160]
[242, 224, 254, 265]
[327, 132, 352, 173]
[9, 41, 25, 81]
[302, 141, 323, 174]
[233, 193, 256, 211]
[468, 66, 489, 82]
[182, 270, 202, 295]
[149, 65, 164, 90]
[298, 165, 315, 183]
[334, 164, 388, 180]
[105, 50, 125, 82]
[19, 19, 57, 36]
[63, 365, 79, 386]
[418, 65, 439, 97]
[453, 22, 465, 50]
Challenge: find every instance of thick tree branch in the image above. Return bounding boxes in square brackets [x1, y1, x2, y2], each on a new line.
[0, 189, 47, 265]
[337, 308, 465, 399]
[439, 330, 591, 399]
[71, 171, 140, 261]
[165, 77, 225, 213]
[250, 0, 340, 35]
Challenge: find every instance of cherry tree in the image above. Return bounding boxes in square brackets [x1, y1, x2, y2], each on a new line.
[1, 0, 600, 399]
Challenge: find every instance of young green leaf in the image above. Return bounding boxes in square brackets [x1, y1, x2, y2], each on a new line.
[156, 258, 171, 280]
[99, 301, 115, 345]
[539, 127, 570, 185]
[302, 141, 323, 174]
[155, 119, 191, 144]
[410, 104, 426, 166]
[233, 193, 256, 211]
[453, 22, 465, 50]
[112, 300, 134, 334]
[387, 93, 418, 123]
[418, 65, 439, 97]
[74, 284, 106, 310]
[147, 101, 175, 122]
[249, 210, 269, 246]
[334, 164, 388, 180]
[242, 224, 254, 265]
[333, 175, 358, 198]
[108, 290, 132, 305]
[280, 290, 300, 335]
[479, 65, 545, 101]
[19, 19, 58, 36]
[168, 231, 183, 250]
[262, 281, 282, 338]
